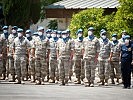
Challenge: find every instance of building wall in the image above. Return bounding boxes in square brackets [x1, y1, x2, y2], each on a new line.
[57, 18, 71, 30]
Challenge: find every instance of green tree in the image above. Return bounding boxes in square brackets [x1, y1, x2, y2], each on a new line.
[107, 0, 133, 38]
[69, 8, 114, 38]
[3, 0, 41, 28]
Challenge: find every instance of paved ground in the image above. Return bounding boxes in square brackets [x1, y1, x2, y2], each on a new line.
[0, 78, 133, 100]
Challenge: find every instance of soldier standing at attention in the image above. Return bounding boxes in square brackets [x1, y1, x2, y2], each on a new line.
[33, 26, 49, 85]
[25, 29, 36, 83]
[48, 30, 58, 83]
[83, 27, 100, 87]
[73, 29, 84, 84]
[57, 31, 73, 86]
[109, 34, 121, 85]
[66, 29, 73, 82]
[0, 32, 4, 80]
[12, 28, 31, 84]
[0, 26, 9, 80]
[7, 26, 18, 82]
[45, 29, 52, 82]
[98, 29, 111, 86]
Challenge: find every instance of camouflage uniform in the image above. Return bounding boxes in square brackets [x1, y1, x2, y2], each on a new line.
[83, 37, 99, 86]
[73, 38, 84, 84]
[98, 38, 111, 85]
[57, 38, 73, 85]
[0, 34, 4, 78]
[0, 33, 8, 79]
[48, 37, 58, 83]
[12, 36, 30, 83]
[7, 34, 17, 81]
[34, 36, 48, 84]
[28, 37, 35, 82]
[110, 40, 121, 84]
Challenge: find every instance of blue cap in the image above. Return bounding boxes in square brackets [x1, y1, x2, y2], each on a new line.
[66, 29, 70, 33]
[2, 26, 8, 30]
[46, 29, 52, 33]
[25, 29, 31, 33]
[112, 33, 117, 37]
[124, 35, 130, 39]
[17, 28, 23, 32]
[88, 27, 94, 31]
[100, 29, 106, 35]
[12, 26, 18, 30]
[62, 31, 67, 34]
[52, 30, 57, 34]
[37, 26, 44, 31]
[100, 29, 106, 33]
[57, 31, 62, 34]
[77, 29, 83, 34]
[33, 32, 38, 35]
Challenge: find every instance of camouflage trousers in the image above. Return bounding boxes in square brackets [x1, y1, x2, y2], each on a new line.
[110, 61, 121, 79]
[35, 55, 47, 81]
[0, 58, 3, 75]
[49, 57, 59, 80]
[58, 58, 71, 83]
[84, 57, 96, 83]
[8, 56, 15, 75]
[29, 57, 35, 76]
[98, 59, 110, 81]
[14, 55, 27, 79]
[2, 53, 7, 75]
[74, 58, 85, 81]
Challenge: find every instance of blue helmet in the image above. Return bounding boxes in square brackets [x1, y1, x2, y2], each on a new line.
[77, 29, 83, 34]
[62, 31, 67, 34]
[124, 35, 130, 39]
[52, 30, 57, 34]
[88, 27, 94, 31]
[66, 29, 70, 33]
[112, 33, 117, 37]
[33, 32, 38, 35]
[57, 31, 62, 34]
[2, 26, 8, 30]
[25, 29, 31, 33]
[46, 29, 52, 33]
[100, 29, 106, 35]
[17, 28, 23, 32]
[12, 26, 18, 30]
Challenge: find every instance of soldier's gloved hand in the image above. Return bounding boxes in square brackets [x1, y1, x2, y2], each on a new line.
[119, 61, 121, 65]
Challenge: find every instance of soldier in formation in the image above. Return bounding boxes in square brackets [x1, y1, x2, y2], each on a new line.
[0, 25, 132, 89]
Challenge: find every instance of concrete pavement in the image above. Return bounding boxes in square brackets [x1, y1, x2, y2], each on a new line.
[0, 78, 133, 100]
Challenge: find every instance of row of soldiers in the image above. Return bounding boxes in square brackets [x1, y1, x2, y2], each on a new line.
[0, 25, 132, 88]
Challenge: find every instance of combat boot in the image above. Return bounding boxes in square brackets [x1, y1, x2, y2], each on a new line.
[14, 77, 21, 84]
[90, 81, 94, 87]
[9, 75, 15, 82]
[59, 80, 65, 86]
[74, 77, 81, 84]
[116, 78, 119, 85]
[104, 79, 108, 86]
[98, 80, 104, 85]
[30, 75, 35, 83]
[111, 79, 115, 84]
[35, 78, 41, 85]
[85, 80, 90, 87]
[1, 73, 6, 80]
